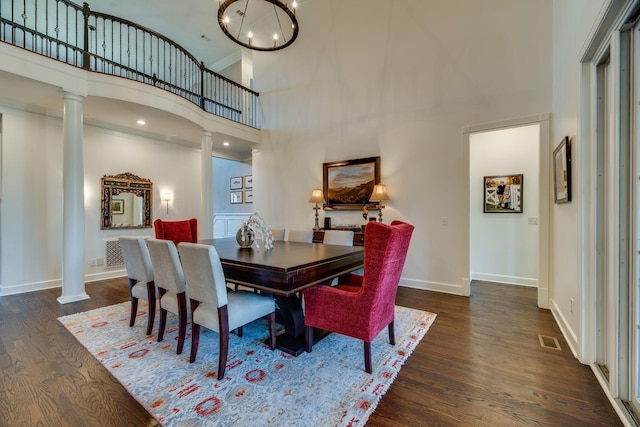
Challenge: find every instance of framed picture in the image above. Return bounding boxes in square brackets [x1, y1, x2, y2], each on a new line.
[230, 191, 243, 204]
[111, 199, 124, 215]
[244, 175, 253, 189]
[245, 190, 253, 203]
[230, 176, 243, 190]
[323, 156, 380, 210]
[553, 136, 571, 204]
[483, 174, 523, 213]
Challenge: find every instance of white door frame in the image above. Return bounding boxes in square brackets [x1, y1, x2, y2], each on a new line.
[462, 114, 551, 308]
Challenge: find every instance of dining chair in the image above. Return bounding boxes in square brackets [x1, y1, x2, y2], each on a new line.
[119, 236, 156, 336]
[178, 242, 277, 379]
[323, 230, 354, 246]
[153, 218, 198, 245]
[270, 228, 286, 241]
[303, 220, 414, 373]
[146, 239, 188, 354]
[286, 229, 313, 243]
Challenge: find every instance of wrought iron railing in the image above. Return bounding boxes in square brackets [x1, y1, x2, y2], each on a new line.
[0, 0, 260, 128]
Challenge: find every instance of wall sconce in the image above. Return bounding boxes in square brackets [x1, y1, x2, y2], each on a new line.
[308, 188, 325, 230]
[162, 191, 173, 214]
[369, 184, 390, 223]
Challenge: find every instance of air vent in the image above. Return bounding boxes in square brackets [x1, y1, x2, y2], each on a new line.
[538, 335, 561, 350]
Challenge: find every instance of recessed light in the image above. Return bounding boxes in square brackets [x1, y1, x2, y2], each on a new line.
[223, 142, 230, 146]
[137, 119, 146, 125]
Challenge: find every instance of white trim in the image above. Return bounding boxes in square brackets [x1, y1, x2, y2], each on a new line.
[400, 278, 464, 296]
[470, 272, 538, 287]
[463, 114, 551, 307]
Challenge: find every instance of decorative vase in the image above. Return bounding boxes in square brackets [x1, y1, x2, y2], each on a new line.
[236, 225, 254, 248]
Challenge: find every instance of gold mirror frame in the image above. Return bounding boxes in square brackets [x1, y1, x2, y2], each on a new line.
[101, 172, 153, 229]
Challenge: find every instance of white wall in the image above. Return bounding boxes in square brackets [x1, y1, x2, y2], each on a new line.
[0, 105, 202, 295]
[469, 125, 540, 287]
[551, 0, 608, 354]
[251, 0, 553, 294]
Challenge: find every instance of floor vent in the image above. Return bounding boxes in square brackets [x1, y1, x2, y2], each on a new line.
[538, 334, 561, 350]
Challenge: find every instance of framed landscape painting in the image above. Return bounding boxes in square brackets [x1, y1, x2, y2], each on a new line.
[323, 156, 380, 210]
[553, 136, 571, 204]
[483, 174, 523, 213]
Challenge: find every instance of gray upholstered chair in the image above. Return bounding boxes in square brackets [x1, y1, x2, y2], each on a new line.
[323, 230, 354, 246]
[119, 236, 156, 335]
[270, 228, 286, 241]
[286, 229, 314, 243]
[178, 242, 276, 379]
[146, 239, 188, 354]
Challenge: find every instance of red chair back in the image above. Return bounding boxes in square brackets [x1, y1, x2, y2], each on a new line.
[153, 218, 198, 245]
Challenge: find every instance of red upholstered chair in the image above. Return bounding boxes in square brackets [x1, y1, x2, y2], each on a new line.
[154, 218, 198, 245]
[303, 220, 414, 373]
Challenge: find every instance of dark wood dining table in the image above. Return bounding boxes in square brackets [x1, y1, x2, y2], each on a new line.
[198, 238, 364, 355]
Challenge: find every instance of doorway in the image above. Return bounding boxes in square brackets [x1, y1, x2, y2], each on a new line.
[463, 115, 551, 308]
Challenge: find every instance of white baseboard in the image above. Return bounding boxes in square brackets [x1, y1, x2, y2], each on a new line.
[400, 277, 464, 295]
[550, 298, 579, 359]
[470, 272, 538, 287]
[0, 269, 127, 297]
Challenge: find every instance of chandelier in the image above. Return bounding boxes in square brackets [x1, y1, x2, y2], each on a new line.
[217, 0, 299, 51]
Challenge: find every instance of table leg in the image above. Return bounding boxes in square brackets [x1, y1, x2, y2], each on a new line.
[263, 294, 330, 356]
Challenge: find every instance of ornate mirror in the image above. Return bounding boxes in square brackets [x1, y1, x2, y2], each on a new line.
[101, 172, 153, 229]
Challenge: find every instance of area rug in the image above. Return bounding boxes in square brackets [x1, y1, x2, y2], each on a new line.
[58, 302, 435, 426]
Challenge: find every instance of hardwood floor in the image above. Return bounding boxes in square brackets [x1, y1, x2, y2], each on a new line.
[0, 279, 622, 426]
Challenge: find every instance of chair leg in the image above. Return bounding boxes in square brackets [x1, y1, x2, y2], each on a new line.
[129, 297, 139, 327]
[157, 289, 167, 342]
[145, 281, 156, 336]
[364, 341, 372, 374]
[267, 312, 276, 350]
[388, 320, 395, 346]
[189, 300, 201, 363]
[236, 326, 243, 337]
[305, 325, 313, 353]
[158, 308, 167, 342]
[176, 292, 187, 355]
[189, 323, 200, 363]
[217, 305, 230, 380]
[128, 278, 138, 327]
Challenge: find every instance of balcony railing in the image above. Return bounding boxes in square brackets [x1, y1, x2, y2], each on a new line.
[0, 0, 260, 128]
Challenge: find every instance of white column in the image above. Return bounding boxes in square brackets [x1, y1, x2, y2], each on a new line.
[200, 130, 214, 239]
[58, 91, 90, 304]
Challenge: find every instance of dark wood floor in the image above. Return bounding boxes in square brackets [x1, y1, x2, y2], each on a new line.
[0, 279, 622, 426]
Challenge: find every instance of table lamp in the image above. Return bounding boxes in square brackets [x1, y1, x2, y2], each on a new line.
[369, 184, 389, 223]
[308, 189, 325, 230]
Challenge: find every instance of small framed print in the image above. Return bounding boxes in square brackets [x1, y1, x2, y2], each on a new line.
[245, 190, 253, 203]
[230, 191, 243, 204]
[230, 176, 243, 190]
[553, 136, 571, 204]
[112, 199, 124, 214]
[244, 175, 253, 189]
[483, 174, 523, 213]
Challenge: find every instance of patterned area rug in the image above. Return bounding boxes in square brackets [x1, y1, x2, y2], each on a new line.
[58, 302, 435, 426]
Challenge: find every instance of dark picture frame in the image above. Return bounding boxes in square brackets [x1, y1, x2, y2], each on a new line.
[230, 176, 243, 190]
[111, 199, 124, 215]
[323, 156, 380, 210]
[553, 136, 571, 204]
[230, 191, 243, 204]
[244, 175, 253, 189]
[245, 190, 253, 203]
[483, 174, 523, 213]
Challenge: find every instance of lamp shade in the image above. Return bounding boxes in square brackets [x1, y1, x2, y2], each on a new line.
[369, 184, 389, 202]
[309, 189, 325, 204]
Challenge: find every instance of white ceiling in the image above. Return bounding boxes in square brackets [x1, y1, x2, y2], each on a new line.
[0, 0, 263, 159]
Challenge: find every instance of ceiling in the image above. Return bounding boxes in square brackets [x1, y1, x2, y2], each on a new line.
[0, 0, 265, 160]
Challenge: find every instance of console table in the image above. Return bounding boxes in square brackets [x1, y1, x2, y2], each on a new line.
[312, 229, 365, 246]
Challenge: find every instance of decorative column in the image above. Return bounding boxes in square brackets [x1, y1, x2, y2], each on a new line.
[58, 91, 90, 304]
[200, 130, 214, 239]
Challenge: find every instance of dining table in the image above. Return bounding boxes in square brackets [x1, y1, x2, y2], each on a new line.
[199, 238, 364, 355]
